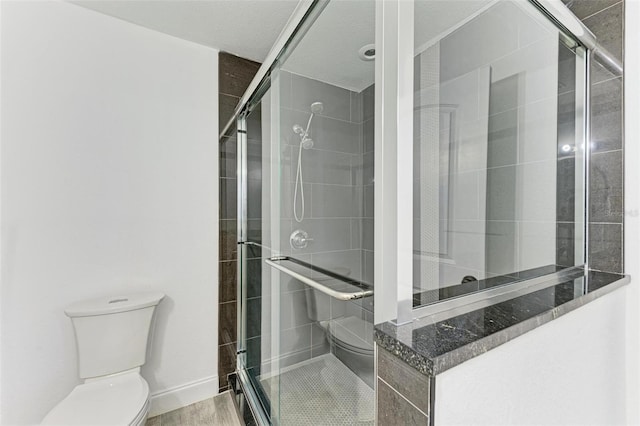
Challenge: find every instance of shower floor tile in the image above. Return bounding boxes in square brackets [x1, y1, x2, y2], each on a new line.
[260, 353, 374, 425]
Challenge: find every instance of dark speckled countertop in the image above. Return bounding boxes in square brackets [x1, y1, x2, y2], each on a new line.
[374, 269, 629, 377]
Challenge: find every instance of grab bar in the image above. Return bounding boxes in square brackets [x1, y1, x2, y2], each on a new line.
[265, 256, 374, 301]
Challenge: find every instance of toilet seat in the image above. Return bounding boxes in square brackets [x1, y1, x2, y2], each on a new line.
[42, 371, 149, 426]
[327, 316, 374, 355]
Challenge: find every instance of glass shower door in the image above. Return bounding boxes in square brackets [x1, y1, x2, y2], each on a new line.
[237, 1, 376, 424]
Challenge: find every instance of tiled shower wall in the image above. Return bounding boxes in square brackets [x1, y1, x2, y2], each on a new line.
[218, 52, 260, 391]
[272, 71, 375, 368]
[562, 0, 625, 273]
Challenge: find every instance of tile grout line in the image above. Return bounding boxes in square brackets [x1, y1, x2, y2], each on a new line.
[581, 0, 624, 21]
[377, 376, 431, 419]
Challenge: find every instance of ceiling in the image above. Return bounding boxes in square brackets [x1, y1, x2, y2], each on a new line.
[71, 0, 300, 63]
[72, 0, 492, 92]
[283, 0, 491, 92]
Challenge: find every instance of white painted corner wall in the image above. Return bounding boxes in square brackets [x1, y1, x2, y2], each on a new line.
[435, 287, 628, 426]
[0, 1, 219, 424]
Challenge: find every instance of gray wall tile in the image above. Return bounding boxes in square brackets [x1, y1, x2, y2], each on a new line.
[487, 109, 518, 168]
[310, 184, 362, 218]
[220, 261, 237, 303]
[290, 218, 352, 253]
[589, 223, 623, 273]
[312, 250, 362, 280]
[363, 250, 374, 285]
[362, 218, 374, 251]
[290, 73, 351, 121]
[591, 77, 623, 153]
[362, 84, 375, 121]
[377, 348, 432, 414]
[219, 94, 240, 134]
[377, 378, 429, 426]
[218, 342, 237, 390]
[281, 108, 361, 154]
[280, 324, 313, 355]
[220, 137, 237, 178]
[562, 0, 621, 19]
[218, 52, 261, 392]
[486, 221, 518, 275]
[364, 184, 374, 218]
[246, 297, 262, 339]
[439, 3, 518, 82]
[220, 178, 237, 220]
[590, 150, 623, 223]
[301, 149, 354, 185]
[489, 75, 519, 116]
[556, 157, 577, 223]
[556, 222, 577, 267]
[219, 301, 237, 347]
[219, 52, 260, 97]
[486, 166, 517, 221]
[247, 179, 262, 220]
[350, 91, 363, 123]
[583, 2, 624, 64]
[220, 219, 237, 261]
[363, 118, 374, 154]
[351, 218, 362, 249]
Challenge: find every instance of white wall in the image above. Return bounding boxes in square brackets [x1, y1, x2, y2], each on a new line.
[0, 2, 219, 424]
[625, 0, 640, 423]
[435, 288, 627, 425]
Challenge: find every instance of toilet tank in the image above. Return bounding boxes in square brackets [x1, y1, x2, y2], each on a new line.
[65, 292, 164, 379]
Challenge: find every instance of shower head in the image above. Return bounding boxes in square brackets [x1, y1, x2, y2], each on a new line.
[310, 102, 324, 115]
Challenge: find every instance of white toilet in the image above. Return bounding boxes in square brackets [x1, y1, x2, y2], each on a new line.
[305, 288, 374, 387]
[42, 292, 165, 426]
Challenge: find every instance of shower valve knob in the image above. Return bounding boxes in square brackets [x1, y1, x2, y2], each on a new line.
[290, 229, 313, 250]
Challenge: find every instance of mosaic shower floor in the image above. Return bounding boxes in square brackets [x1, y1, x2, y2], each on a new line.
[261, 353, 374, 425]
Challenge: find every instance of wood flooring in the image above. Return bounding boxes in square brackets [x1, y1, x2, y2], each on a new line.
[146, 391, 243, 426]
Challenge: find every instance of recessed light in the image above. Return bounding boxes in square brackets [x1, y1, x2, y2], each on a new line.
[358, 44, 375, 61]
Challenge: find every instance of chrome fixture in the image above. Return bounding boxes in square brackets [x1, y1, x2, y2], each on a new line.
[266, 256, 374, 301]
[293, 102, 324, 222]
[290, 229, 313, 250]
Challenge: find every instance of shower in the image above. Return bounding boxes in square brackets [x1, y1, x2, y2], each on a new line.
[293, 101, 323, 222]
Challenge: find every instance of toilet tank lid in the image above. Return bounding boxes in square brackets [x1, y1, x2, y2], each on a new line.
[65, 292, 165, 317]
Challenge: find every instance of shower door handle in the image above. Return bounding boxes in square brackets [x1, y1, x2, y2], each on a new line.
[265, 257, 373, 301]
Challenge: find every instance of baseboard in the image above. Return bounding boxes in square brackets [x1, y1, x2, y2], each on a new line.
[148, 375, 219, 417]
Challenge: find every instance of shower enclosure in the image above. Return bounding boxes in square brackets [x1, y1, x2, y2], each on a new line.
[222, 0, 618, 423]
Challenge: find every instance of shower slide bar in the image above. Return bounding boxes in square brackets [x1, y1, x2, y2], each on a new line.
[265, 256, 374, 301]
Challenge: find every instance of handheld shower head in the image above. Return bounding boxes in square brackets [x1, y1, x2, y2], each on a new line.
[292, 102, 323, 223]
[310, 102, 324, 115]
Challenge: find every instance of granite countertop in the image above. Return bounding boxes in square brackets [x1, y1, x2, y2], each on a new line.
[374, 269, 629, 377]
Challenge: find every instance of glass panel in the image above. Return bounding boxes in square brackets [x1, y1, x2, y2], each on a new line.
[412, 0, 586, 308]
[238, 87, 279, 421]
[238, 1, 376, 423]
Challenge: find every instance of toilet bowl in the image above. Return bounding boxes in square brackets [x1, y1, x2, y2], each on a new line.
[323, 316, 374, 387]
[325, 315, 373, 356]
[306, 287, 374, 387]
[42, 370, 150, 426]
[42, 292, 164, 426]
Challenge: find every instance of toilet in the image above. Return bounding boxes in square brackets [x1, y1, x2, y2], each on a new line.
[305, 289, 374, 387]
[42, 292, 164, 426]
